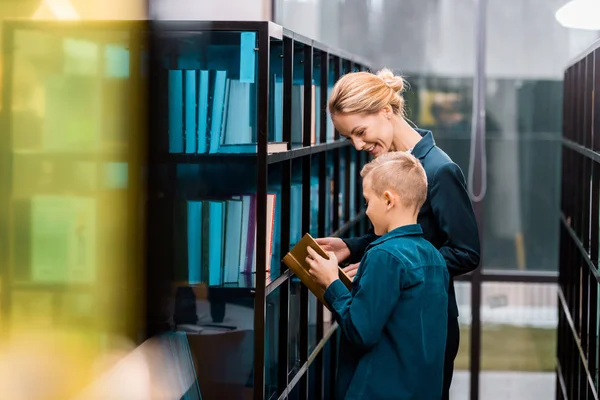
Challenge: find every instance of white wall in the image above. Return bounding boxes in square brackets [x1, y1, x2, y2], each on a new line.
[150, 0, 270, 21]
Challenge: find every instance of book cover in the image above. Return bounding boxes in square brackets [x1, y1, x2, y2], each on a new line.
[282, 233, 352, 309]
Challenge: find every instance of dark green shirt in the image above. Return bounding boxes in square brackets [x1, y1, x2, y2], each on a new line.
[324, 224, 449, 400]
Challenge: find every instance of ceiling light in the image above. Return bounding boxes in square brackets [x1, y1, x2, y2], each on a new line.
[556, 0, 600, 31]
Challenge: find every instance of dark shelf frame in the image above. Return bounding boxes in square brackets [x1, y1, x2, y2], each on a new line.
[557, 40, 600, 400]
[146, 21, 370, 400]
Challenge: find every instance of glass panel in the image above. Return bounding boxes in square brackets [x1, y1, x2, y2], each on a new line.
[483, 108, 561, 271]
[480, 0, 597, 271]
[153, 30, 258, 154]
[405, 76, 474, 170]
[480, 283, 557, 399]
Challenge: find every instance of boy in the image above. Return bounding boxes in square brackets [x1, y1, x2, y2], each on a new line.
[306, 151, 449, 400]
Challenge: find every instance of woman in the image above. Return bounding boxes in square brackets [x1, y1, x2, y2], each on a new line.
[316, 68, 480, 399]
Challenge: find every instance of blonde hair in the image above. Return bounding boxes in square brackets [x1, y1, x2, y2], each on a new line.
[361, 151, 427, 213]
[328, 68, 407, 117]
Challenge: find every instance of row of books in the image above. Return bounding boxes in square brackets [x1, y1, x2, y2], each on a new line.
[172, 157, 361, 286]
[167, 69, 337, 155]
[7, 165, 355, 288]
[174, 193, 279, 286]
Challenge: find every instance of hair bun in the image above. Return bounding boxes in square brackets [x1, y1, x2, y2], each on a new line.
[376, 68, 405, 93]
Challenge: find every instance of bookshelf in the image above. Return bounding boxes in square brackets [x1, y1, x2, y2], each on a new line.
[0, 19, 147, 366]
[558, 40, 600, 399]
[146, 21, 371, 400]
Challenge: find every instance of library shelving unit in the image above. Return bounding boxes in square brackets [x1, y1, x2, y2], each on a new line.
[558, 39, 600, 400]
[146, 21, 371, 399]
[0, 21, 146, 343]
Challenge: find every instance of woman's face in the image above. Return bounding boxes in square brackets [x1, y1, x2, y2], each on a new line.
[331, 109, 395, 158]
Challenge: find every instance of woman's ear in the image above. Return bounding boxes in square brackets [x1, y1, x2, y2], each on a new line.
[380, 106, 393, 120]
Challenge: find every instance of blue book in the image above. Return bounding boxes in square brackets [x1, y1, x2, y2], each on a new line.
[274, 77, 283, 142]
[184, 70, 197, 154]
[197, 70, 209, 153]
[208, 70, 228, 154]
[203, 201, 224, 286]
[187, 201, 202, 285]
[240, 32, 256, 83]
[168, 70, 184, 153]
[224, 199, 243, 283]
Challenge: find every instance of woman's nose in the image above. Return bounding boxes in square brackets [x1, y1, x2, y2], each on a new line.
[352, 137, 365, 151]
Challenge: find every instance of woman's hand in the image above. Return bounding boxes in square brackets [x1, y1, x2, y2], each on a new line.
[315, 237, 351, 263]
[342, 262, 360, 279]
[305, 247, 340, 289]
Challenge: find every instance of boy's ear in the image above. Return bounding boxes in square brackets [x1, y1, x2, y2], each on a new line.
[383, 190, 395, 210]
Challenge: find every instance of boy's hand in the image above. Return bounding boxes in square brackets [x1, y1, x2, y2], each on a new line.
[305, 247, 339, 289]
[315, 237, 351, 263]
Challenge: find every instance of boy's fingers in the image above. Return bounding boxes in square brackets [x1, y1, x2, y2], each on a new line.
[306, 246, 319, 259]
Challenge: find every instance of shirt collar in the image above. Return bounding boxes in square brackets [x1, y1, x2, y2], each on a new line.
[410, 128, 436, 160]
[366, 224, 423, 250]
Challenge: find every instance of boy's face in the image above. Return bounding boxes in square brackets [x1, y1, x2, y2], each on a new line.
[363, 179, 389, 236]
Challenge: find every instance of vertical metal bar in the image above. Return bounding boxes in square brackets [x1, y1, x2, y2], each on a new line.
[332, 56, 342, 232]
[299, 43, 313, 400]
[581, 51, 592, 381]
[315, 49, 328, 400]
[344, 146, 351, 224]
[592, 50, 600, 399]
[332, 147, 341, 232]
[254, 25, 270, 400]
[354, 149, 363, 236]
[0, 23, 15, 332]
[594, 50, 600, 153]
[283, 37, 293, 148]
[278, 159, 291, 395]
[277, 35, 294, 396]
[125, 25, 146, 341]
[303, 45, 313, 148]
[333, 56, 341, 142]
[469, 0, 488, 398]
[329, 330, 338, 399]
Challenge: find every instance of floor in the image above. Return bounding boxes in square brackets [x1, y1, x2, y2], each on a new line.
[450, 370, 555, 399]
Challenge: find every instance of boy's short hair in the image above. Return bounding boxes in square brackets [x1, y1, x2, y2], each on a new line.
[360, 151, 428, 213]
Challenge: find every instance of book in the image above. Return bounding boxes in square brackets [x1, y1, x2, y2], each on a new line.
[282, 233, 352, 309]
